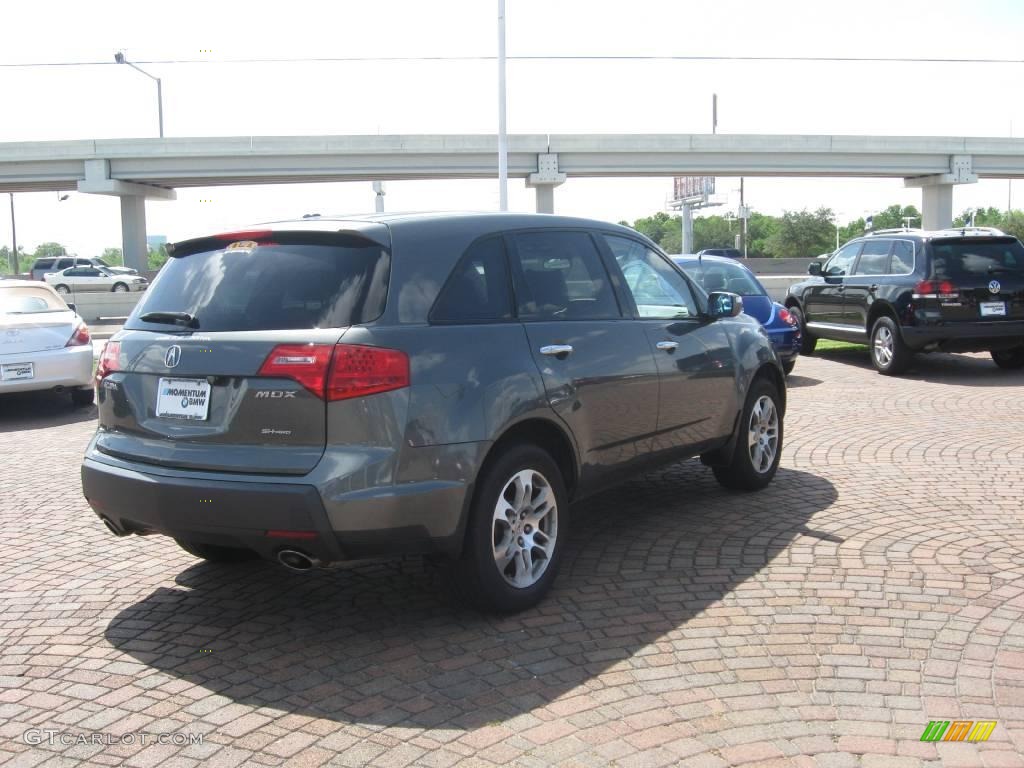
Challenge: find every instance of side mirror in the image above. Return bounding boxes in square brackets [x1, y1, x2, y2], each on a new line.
[66, 303, 77, 314]
[707, 291, 744, 319]
[808, 261, 822, 276]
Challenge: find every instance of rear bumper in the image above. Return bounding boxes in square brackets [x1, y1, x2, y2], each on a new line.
[82, 457, 347, 563]
[901, 320, 1024, 352]
[0, 345, 93, 394]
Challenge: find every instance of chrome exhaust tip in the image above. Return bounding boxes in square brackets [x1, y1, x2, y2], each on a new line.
[277, 549, 319, 572]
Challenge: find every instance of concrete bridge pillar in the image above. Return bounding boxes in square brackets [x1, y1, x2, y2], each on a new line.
[76, 159, 176, 272]
[905, 154, 976, 230]
[526, 153, 566, 214]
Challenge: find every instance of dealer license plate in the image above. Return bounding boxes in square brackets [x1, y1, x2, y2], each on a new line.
[1, 362, 34, 381]
[156, 378, 211, 420]
[980, 302, 1006, 317]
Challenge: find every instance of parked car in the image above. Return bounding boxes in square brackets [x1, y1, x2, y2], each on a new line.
[44, 266, 148, 294]
[82, 213, 786, 612]
[673, 254, 802, 374]
[31, 256, 137, 281]
[698, 247, 744, 259]
[0, 280, 94, 406]
[785, 227, 1024, 374]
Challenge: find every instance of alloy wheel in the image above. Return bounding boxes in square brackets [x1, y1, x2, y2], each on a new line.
[491, 469, 558, 588]
[873, 326, 894, 368]
[746, 395, 779, 474]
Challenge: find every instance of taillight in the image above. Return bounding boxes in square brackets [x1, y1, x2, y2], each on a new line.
[96, 341, 122, 381]
[66, 323, 91, 347]
[257, 344, 333, 396]
[327, 345, 410, 401]
[778, 308, 795, 325]
[914, 279, 959, 299]
[257, 343, 410, 401]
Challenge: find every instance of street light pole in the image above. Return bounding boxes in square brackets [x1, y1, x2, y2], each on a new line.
[114, 52, 163, 138]
[497, 0, 508, 211]
[8, 193, 18, 275]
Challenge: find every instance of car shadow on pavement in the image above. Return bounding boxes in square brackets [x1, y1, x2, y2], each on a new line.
[783, 374, 822, 388]
[814, 347, 1024, 386]
[104, 462, 836, 731]
[0, 390, 95, 433]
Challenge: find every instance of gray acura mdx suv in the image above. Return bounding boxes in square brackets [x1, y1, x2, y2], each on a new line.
[83, 213, 786, 612]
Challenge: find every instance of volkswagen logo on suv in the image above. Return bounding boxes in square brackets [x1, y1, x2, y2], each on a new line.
[164, 345, 182, 368]
[989, 279, 1001, 294]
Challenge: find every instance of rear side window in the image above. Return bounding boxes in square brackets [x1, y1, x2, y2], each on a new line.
[431, 237, 512, 323]
[125, 234, 390, 332]
[930, 238, 1024, 278]
[511, 231, 621, 321]
[32, 258, 55, 269]
[55, 259, 73, 269]
[854, 239, 892, 276]
[891, 241, 915, 274]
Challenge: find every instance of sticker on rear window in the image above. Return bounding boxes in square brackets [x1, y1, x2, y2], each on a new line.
[226, 240, 258, 251]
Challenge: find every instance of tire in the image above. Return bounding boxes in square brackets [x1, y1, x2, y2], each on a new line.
[450, 444, 568, 613]
[991, 347, 1024, 370]
[70, 388, 94, 407]
[870, 316, 912, 375]
[112, 283, 129, 293]
[789, 305, 816, 355]
[175, 538, 259, 563]
[55, 284, 70, 295]
[782, 358, 796, 376]
[712, 377, 784, 492]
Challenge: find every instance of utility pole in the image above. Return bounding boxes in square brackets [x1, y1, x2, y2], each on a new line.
[8, 193, 17, 275]
[739, 178, 747, 258]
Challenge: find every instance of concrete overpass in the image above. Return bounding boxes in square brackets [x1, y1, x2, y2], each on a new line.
[3, 133, 1024, 270]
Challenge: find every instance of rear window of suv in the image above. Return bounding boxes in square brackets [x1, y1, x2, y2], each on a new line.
[125, 232, 390, 332]
[930, 238, 1024, 278]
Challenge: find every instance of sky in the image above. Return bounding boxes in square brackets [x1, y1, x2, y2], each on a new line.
[2, 0, 1024, 257]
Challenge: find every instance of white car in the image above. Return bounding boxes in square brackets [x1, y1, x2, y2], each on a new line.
[44, 266, 148, 295]
[0, 280, 94, 406]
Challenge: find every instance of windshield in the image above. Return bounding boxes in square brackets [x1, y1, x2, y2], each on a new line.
[930, 238, 1024, 277]
[0, 286, 68, 314]
[676, 260, 766, 296]
[125, 236, 391, 332]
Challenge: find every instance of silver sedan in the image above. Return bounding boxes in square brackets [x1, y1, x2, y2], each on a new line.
[44, 266, 148, 295]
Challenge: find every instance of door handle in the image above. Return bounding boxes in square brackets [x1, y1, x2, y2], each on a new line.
[539, 344, 573, 357]
[655, 341, 679, 352]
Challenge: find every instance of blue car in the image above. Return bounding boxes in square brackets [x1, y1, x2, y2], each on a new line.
[673, 255, 801, 374]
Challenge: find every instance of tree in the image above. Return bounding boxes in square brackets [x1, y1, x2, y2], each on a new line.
[764, 208, 836, 259]
[0, 245, 29, 275]
[868, 204, 923, 231]
[100, 247, 124, 267]
[692, 215, 735, 253]
[147, 245, 169, 270]
[624, 212, 682, 253]
[746, 212, 779, 259]
[33, 242, 68, 259]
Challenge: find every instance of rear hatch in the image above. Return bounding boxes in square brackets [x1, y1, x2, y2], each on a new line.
[922, 237, 1024, 322]
[94, 229, 391, 475]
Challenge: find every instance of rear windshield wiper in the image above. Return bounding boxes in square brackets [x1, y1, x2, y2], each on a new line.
[988, 265, 1022, 274]
[139, 311, 198, 328]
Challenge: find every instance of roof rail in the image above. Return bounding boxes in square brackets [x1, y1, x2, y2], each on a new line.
[931, 226, 1006, 237]
[867, 227, 922, 236]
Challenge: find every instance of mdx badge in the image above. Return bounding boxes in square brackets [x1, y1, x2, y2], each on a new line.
[255, 391, 296, 399]
[164, 345, 182, 368]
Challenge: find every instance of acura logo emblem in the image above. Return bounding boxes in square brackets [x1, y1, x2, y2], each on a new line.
[164, 345, 181, 368]
[988, 280, 1001, 294]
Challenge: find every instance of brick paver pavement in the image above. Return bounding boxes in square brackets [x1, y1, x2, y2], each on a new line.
[1, 349, 1022, 767]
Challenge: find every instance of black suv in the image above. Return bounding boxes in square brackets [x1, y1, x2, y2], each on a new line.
[82, 213, 786, 613]
[785, 228, 1024, 374]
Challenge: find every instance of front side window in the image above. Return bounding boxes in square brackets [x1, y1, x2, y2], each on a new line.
[511, 231, 621, 321]
[825, 242, 861, 276]
[431, 237, 512, 323]
[604, 235, 698, 319]
[854, 239, 892, 276]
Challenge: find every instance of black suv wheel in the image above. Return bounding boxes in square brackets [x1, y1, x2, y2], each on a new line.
[789, 305, 816, 355]
[451, 444, 567, 613]
[870, 316, 912, 375]
[991, 347, 1024, 370]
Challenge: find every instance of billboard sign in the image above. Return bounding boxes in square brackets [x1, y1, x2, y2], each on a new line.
[673, 176, 715, 202]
